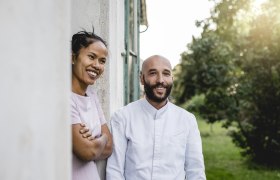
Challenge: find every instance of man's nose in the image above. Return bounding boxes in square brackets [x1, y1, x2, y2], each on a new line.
[157, 74, 164, 83]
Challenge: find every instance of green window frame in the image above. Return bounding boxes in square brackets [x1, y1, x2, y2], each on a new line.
[123, 0, 141, 105]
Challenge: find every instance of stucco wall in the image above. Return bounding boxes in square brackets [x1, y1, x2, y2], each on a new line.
[0, 0, 126, 179]
[71, 0, 125, 179]
[0, 0, 71, 179]
[71, 0, 125, 119]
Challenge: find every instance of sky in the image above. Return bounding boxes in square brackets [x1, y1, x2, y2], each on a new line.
[140, 0, 214, 68]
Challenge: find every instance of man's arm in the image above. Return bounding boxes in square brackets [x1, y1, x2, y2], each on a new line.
[184, 114, 206, 180]
[106, 112, 127, 180]
[72, 124, 108, 162]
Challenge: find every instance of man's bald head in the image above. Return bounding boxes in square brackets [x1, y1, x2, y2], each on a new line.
[141, 55, 172, 74]
[140, 55, 173, 108]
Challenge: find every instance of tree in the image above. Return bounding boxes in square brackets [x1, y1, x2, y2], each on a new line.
[230, 1, 280, 165]
[173, 0, 280, 166]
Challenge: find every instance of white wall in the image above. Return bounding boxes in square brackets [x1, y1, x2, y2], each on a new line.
[0, 0, 71, 180]
[108, 0, 125, 115]
[71, 0, 125, 118]
[71, 0, 125, 179]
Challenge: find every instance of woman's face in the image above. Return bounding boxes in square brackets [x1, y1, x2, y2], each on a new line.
[72, 41, 108, 87]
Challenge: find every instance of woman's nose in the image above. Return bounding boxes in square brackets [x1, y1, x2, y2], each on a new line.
[92, 60, 101, 70]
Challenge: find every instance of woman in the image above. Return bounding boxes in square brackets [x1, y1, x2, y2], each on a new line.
[71, 29, 112, 180]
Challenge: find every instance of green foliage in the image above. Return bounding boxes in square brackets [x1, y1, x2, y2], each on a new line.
[228, 1, 280, 166]
[173, 0, 280, 166]
[198, 118, 280, 180]
[180, 94, 205, 114]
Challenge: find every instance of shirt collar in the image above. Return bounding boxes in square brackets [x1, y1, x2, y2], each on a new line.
[141, 97, 169, 119]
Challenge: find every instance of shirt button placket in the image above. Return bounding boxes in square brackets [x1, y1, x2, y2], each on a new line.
[152, 113, 161, 180]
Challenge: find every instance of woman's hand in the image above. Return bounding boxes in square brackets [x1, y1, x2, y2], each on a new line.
[72, 124, 108, 161]
[95, 124, 113, 160]
[79, 123, 94, 140]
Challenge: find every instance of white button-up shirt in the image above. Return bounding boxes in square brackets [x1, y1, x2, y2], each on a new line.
[106, 98, 206, 180]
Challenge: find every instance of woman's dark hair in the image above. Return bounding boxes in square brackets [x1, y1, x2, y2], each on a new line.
[71, 28, 107, 55]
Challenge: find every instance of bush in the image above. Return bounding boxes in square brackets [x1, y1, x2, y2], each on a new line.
[230, 57, 280, 166]
[181, 94, 205, 114]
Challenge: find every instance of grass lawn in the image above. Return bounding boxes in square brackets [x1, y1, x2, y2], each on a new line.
[197, 118, 280, 180]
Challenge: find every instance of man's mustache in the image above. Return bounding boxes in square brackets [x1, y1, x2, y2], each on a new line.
[150, 82, 169, 89]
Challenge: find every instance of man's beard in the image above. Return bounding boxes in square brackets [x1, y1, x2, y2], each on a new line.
[143, 78, 172, 103]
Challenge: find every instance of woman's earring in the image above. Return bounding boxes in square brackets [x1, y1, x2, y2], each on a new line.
[72, 54, 76, 65]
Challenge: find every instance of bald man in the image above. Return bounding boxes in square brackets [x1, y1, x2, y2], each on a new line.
[106, 55, 206, 180]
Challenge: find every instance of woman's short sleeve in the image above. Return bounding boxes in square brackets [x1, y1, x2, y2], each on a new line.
[71, 96, 82, 125]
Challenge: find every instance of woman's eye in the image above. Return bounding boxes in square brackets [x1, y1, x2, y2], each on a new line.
[100, 59, 106, 64]
[88, 55, 95, 60]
